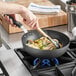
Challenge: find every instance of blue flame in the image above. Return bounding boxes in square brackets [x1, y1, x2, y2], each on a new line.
[51, 58, 59, 65]
[41, 59, 51, 67]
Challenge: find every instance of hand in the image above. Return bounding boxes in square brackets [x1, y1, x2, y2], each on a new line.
[4, 14, 17, 27]
[20, 8, 39, 29]
[3, 8, 39, 29]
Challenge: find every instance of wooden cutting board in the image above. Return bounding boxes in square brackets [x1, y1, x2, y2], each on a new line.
[0, 0, 67, 34]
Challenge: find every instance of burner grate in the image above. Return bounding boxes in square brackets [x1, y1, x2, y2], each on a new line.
[14, 40, 76, 76]
[67, 40, 76, 58]
[0, 61, 9, 76]
[15, 48, 74, 70]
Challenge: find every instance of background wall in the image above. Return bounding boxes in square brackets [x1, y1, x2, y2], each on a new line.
[50, 0, 67, 11]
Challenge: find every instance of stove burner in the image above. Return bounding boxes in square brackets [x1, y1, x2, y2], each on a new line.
[33, 58, 40, 66]
[14, 40, 76, 76]
[41, 59, 51, 67]
[51, 58, 59, 65]
[33, 58, 59, 68]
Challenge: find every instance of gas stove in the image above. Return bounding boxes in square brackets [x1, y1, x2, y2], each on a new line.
[0, 61, 9, 76]
[15, 40, 76, 76]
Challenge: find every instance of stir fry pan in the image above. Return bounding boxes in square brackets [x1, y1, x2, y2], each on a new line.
[7, 15, 70, 58]
[22, 30, 70, 58]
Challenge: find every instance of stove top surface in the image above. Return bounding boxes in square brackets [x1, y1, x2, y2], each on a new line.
[0, 61, 9, 76]
[15, 40, 76, 76]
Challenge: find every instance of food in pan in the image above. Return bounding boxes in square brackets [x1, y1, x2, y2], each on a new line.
[26, 37, 62, 50]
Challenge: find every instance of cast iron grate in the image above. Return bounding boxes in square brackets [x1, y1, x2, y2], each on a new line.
[14, 40, 76, 76]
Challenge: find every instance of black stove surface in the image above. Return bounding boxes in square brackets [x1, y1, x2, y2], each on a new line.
[15, 40, 76, 76]
[0, 61, 9, 76]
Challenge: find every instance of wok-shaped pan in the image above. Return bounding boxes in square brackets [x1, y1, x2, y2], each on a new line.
[22, 30, 70, 58]
[7, 15, 70, 59]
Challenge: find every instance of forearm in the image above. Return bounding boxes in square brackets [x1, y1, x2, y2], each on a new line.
[0, 1, 27, 14]
[1, 1, 38, 29]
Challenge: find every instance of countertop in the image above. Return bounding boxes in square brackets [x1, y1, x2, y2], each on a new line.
[0, 24, 74, 76]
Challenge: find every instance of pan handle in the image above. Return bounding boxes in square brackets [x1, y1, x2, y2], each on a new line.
[4, 14, 28, 33]
[4, 14, 22, 28]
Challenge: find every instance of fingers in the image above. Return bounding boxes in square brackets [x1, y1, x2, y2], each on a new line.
[23, 17, 39, 29]
[4, 15, 10, 22]
[31, 19, 39, 28]
[21, 9, 39, 29]
[4, 14, 17, 27]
